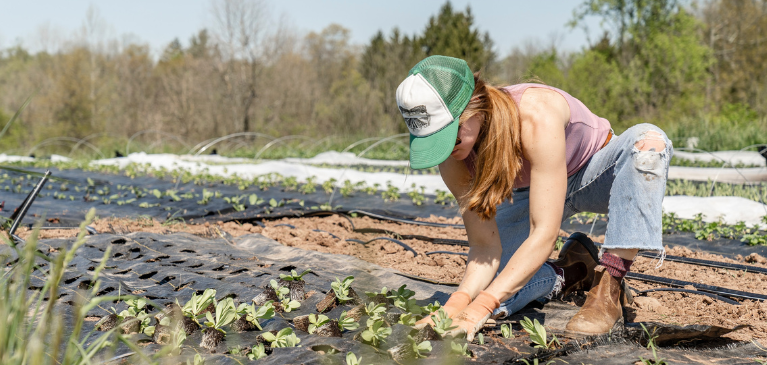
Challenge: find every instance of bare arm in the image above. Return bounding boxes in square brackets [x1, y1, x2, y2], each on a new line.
[438, 156, 502, 299]
[483, 88, 569, 302]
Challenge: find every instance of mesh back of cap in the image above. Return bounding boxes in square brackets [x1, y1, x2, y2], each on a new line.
[409, 56, 474, 118]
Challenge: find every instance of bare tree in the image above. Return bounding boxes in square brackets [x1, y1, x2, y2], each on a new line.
[210, 0, 270, 133]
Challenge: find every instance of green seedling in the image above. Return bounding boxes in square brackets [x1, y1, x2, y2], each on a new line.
[300, 176, 318, 194]
[261, 327, 301, 348]
[638, 323, 667, 365]
[434, 189, 456, 205]
[283, 176, 299, 191]
[338, 311, 360, 331]
[361, 317, 392, 347]
[431, 308, 457, 336]
[346, 352, 365, 365]
[249, 193, 264, 206]
[450, 341, 471, 358]
[143, 316, 171, 337]
[364, 302, 387, 320]
[422, 301, 441, 314]
[477, 333, 485, 345]
[180, 288, 217, 324]
[203, 297, 238, 334]
[331, 276, 355, 304]
[248, 343, 268, 360]
[238, 301, 275, 330]
[112, 297, 152, 335]
[381, 182, 400, 202]
[398, 312, 417, 326]
[197, 189, 214, 205]
[279, 269, 312, 281]
[322, 178, 337, 194]
[407, 183, 426, 205]
[501, 323, 513, 338]
[408, 335, 432, 358]
[340, 179, 356, 197]
[186, 354, 205, 365]
[270, 279, 300, 312]
[308, 314, 330, 334]
[520, 317, 559, 349]
[389, 285, 421, 315]
[151, 189, 162, 198]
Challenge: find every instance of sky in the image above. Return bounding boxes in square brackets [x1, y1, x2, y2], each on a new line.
[0, 1, 604, 57]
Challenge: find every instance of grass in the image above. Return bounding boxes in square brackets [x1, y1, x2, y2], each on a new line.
[0, 209, 173, 364]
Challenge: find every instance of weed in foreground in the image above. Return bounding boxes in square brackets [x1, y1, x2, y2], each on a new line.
[520, 317, 560, 349]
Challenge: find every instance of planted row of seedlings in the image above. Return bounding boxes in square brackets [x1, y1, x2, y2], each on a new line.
[91, 266, 567, 363]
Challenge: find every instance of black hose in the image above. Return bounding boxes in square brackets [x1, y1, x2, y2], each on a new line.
[345, 237, 417, 256]
[626, 272, 767, 301]
[636, 288, 740, 305]
[425, 251, 468, 257]
[347, 209, 464, 229]
[638, 252, 767, 275]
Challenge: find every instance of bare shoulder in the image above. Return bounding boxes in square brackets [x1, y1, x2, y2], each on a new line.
[518, 87, 570, 127]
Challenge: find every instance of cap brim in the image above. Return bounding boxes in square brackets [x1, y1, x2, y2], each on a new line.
[409, 118, 459, 169]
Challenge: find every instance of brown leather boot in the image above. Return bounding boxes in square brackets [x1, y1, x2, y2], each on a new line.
[549, 232, 599, 298]
[565, 265, 623, 336]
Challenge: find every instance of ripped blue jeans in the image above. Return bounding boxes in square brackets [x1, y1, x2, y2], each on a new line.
[493, 123, 673, 317]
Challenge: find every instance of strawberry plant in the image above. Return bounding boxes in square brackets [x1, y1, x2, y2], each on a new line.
[501, 323, 513, 338]
[408, 335, 432, 358]
[279, 269, 312, 282]
[271, 279, 300, 312]
[239, 301, 275, 330]
[450, 341, 472, 357]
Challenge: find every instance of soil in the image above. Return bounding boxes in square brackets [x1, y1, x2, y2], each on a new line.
[13, 214, 767, 343]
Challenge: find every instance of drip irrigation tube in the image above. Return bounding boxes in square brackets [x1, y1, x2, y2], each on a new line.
[394, 272, 459, 286]
[626, 272, 767, 301]
[353, 228, 469, 246]
[425, 251, 468, 257]
[345, 237, 417, 256]
[636, 288, 740, 305]
[8, 170, 51, 239]
[638, 252, 767, 275]
[347, 210, 464, 229]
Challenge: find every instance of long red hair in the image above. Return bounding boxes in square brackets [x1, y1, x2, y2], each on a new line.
[460, 75, 523, 220]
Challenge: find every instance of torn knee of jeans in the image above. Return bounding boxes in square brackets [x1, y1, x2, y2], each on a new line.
[634, 130, 666, 152]
[632, 131, 667, 178]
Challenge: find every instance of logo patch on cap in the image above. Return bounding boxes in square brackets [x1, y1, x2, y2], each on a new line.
[399, 105, 430, 131]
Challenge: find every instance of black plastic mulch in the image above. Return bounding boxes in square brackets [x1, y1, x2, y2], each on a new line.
[6, 231, 763, 364]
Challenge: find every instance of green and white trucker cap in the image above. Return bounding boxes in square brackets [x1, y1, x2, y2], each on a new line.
[396, 55, 475, 169]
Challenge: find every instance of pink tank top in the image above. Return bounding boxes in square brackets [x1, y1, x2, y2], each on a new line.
[464, 84, 611, 188]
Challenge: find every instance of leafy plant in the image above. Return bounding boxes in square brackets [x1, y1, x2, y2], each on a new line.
[422, 301, 441, 314]
[360, 318, 392, 347]
[434, 189, 456, 205]
[381, 182, 400, 202]
[477, 333, 484, 345]
[279, 269, 311, 281]
[407, 335, 432, 358]
[450, 341, 472, 358]
[300, 176, 317, 194]
[270, 279, 300, 312]
[180, 288, 217, 324]
[407, 184, 427, 205]
[203, 297, 238, 334]
[248, 343, 268, 360]
[338, 311, 360, 331]
[331, 276, 355, 304]
[197, 189, 215, 205]
[186, 354, 205, 365]
[322, 178, 337, 194]
[501, 323, 513, 338]
[430, 308, 457, 336]
[346, 352, 364, 365]
[261, 327, 301, 348]
[389, 285, 421, 315]
[520, 317, 559, 349]
[363, 302, 387, 320]
[308, 314, 330, 334]
[239, 302, 275, 330]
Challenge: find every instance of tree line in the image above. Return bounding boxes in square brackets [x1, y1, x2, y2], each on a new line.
[0, 0, 764, 156]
